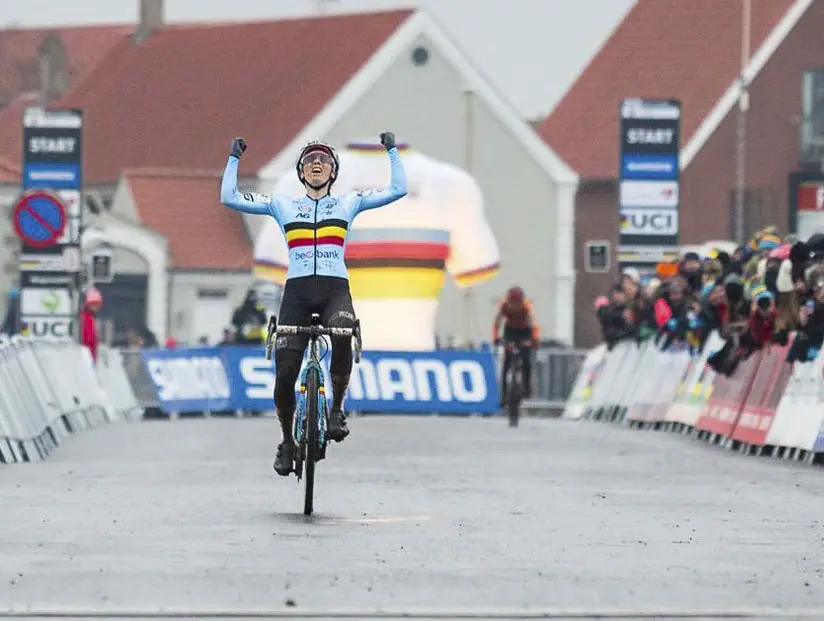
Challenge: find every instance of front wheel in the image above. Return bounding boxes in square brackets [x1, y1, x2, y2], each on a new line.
[303, 368, 320, 516]
[507, 368, 522, 427]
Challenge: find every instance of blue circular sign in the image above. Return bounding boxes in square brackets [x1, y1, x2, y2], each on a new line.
[13, 190, 67, 248]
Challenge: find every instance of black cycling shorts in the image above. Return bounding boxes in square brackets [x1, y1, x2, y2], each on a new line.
[503, 326, 532, 343]
[275, 275, 356, 352]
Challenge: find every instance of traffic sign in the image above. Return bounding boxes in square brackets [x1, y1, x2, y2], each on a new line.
[12, 190, 67, 249]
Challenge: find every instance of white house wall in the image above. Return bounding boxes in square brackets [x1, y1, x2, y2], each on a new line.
[322, 34, 562, 345]
[88, 181, 148, 275]
[169, 271, 256, 345]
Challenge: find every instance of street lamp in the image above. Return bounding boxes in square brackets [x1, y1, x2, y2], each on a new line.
[733, 0, 752, 243]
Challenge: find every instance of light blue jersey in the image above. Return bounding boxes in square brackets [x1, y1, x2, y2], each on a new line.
[220, 148, 408, 280]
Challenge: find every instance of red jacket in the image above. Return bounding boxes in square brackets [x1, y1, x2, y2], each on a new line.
[748, 310, 776, 345]
[81, 308, 98, 361]
[654, 298, 672, 327]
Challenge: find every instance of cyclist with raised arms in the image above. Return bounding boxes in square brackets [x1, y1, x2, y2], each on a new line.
[220, 132, 407, 476]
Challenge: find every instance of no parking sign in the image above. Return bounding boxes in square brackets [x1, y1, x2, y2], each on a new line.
[12, 190, 67, 249]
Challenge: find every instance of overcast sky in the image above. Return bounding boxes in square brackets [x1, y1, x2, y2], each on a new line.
[0, 0, 635, 119]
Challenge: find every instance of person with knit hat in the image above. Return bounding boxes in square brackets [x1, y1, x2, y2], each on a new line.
[695, 280, 728, 348]
[679, 251, 704, 293]
[597, 285, 635, 350]
[748, 284, 777, 348]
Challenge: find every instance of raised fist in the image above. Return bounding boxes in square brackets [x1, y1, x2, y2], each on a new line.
[379, 132, 396, 150]
[230, 137, 247, 158]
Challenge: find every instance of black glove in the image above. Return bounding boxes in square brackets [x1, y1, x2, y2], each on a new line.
[379, 132, 396, 150]
[230, 137, 247, 159]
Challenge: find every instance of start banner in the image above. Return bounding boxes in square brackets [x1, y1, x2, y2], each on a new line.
[140, 346, 499, 415]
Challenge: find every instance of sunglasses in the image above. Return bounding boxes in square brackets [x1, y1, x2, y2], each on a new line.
[301, 151, 334, 166]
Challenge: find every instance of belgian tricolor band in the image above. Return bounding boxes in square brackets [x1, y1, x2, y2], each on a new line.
[284, 218, 347, 249]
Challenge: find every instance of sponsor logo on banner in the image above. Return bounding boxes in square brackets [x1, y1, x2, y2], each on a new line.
[621, 154, 678, 180]
[294, 249, 341, 261]
[620, 180, 679, 208]
[620, 98, 681, 120]
[145, 354, 233, 403]
[617, 246, 680, 264]
[21, 271, 73, 287]
[19, 254, 67, 272]
[20, 287, 73, 315]
[22, 315, 74, 338]
[24, 108, 82, 129]
[619, 208, 679, 236]
[140, 346, 499, 414]
[24, 163, 80, 188]
[797, 182, 824, 211]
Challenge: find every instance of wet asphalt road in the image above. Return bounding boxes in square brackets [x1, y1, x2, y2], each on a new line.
[1, 415, 824, 620]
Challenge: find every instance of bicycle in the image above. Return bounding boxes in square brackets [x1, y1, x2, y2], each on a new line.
[500, 340, 530, 427]
[265, 312, 362, 516]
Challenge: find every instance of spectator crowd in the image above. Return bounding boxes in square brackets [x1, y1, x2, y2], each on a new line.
[595, 227, 824, 376]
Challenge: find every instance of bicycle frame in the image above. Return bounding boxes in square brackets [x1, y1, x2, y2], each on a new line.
[295, 333, 328, 450]
[265, 312, 361, 478]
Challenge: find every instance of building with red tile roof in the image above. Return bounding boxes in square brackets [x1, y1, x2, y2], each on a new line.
[4, 7, 579, 346]
[537, 0, 823, 346]
[124, 168, 252, 271]
[0, 24, 131, 110]
[0, 10, 413, 186]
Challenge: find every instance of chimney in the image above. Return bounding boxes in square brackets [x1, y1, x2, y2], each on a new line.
[135, 0, 164, 43]
[38, 33, 69, 106]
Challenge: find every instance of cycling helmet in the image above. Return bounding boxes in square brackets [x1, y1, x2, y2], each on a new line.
[295, 140, 339, 190]
[506, 286, 524, 301]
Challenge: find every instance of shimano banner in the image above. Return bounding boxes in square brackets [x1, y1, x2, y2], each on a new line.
[141, 346, 499, 415]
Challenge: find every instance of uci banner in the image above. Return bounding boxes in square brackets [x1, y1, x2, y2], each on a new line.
[140, 346, 499, 415]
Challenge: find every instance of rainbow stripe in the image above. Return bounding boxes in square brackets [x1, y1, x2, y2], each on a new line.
[349, 267, 446, 299]
[254, 227, 498, 298]
[455, 263, 500, 287]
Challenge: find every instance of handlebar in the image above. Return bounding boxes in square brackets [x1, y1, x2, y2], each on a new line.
[265, 313, 362, 363]
[276, 325, 357, 337]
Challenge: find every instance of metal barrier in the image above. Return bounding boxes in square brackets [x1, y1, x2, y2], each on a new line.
[493, 345, 587, 414]
[119, 347, 159, 409]
[530, 347, 587, 409]
[0, 336, 143, 464]
[96, 346, 145, 422]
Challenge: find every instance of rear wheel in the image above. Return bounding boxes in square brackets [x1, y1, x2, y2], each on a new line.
[304, 368, 320, 516]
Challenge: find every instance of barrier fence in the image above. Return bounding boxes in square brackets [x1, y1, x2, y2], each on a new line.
[562, 331, 824, 465]
[0, 336, 143, 464]
[119, 344, 586, 418]
[1, 337, 584, 464]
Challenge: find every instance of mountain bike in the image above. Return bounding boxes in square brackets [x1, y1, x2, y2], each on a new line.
[265, 312, 361, 516]
[501, 340, 530, 427]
